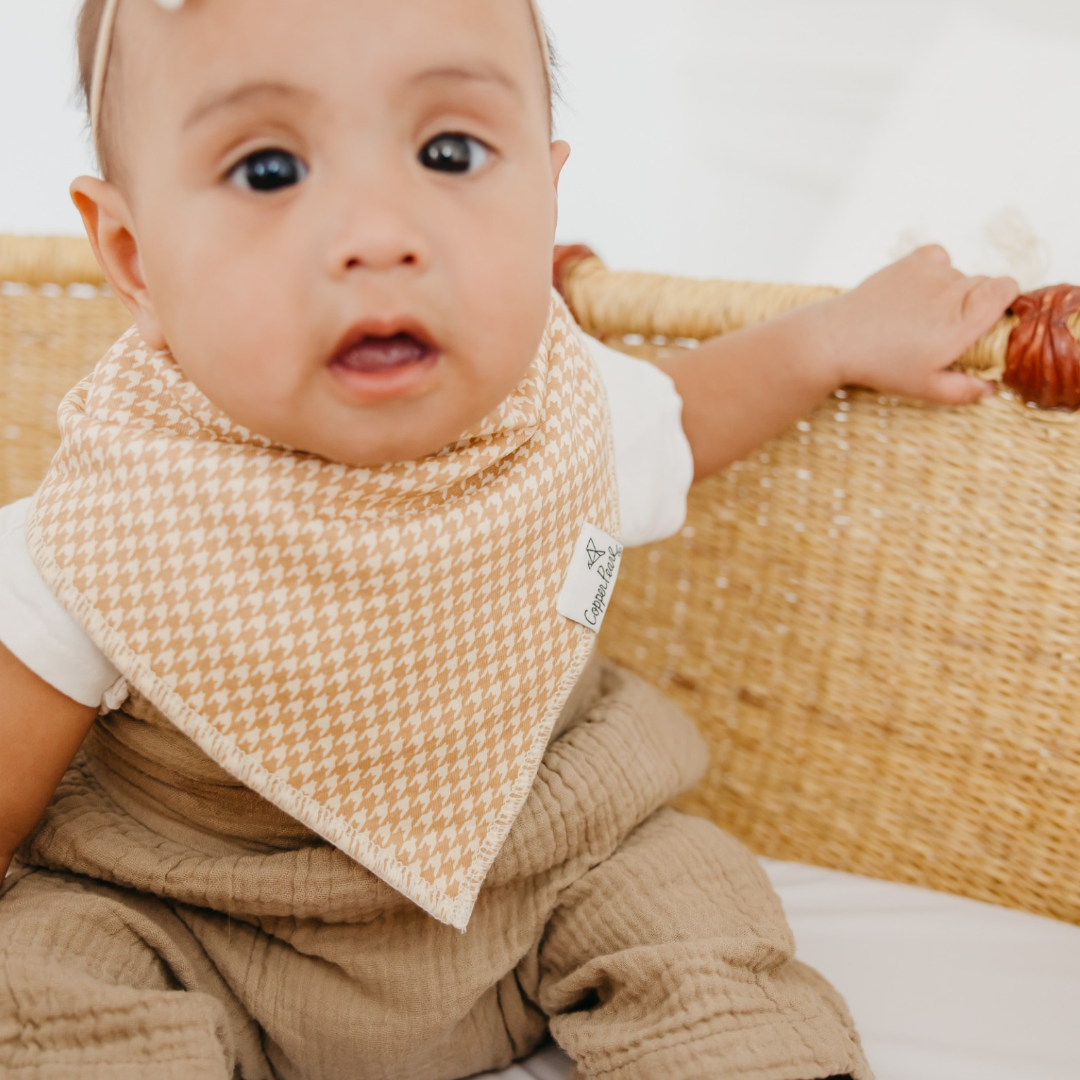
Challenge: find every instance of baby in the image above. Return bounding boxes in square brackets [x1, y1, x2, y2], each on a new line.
[0, 1, 1018, 1078]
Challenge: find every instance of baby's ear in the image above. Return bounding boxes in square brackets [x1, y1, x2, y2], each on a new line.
[70, 176, 167, 351]
[550, 140, 571, 190]
[549, 141, 571, 236]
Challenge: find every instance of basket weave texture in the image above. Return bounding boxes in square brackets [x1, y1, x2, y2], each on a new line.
[560, 252, 1080, 927]
[2, 236, 1078, 925]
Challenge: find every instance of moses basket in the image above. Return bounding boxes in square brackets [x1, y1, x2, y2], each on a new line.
[2, 235, 1078, 927]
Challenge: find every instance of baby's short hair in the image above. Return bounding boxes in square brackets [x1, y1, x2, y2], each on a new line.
[76, 0, 560, 180]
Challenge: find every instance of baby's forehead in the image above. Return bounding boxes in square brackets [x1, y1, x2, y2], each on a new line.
[94, 0, 550, 172]
[129, 0, 547, 107]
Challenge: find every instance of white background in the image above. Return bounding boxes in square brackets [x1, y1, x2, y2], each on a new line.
[3, 0, 1080, 288]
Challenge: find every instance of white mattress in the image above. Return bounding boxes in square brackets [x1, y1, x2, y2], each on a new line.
[483, 859, 1080, 1080]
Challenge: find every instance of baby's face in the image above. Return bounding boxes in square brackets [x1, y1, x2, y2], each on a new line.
[88, 0, 567, 465]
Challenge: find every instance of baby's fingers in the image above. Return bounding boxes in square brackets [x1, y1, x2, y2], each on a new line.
[911, 242, 953, 267]
[922, 369, 996, 407]
[960, 274, 1021, 330]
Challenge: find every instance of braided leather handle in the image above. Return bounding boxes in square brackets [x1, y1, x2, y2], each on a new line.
[1003, 286, 1080, 410]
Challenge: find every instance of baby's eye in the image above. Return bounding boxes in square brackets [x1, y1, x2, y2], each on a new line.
[418, 133, 491, 174]
[228, 149, 309, 192]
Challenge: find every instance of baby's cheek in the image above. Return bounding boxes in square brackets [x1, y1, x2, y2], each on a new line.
[483, 249, 552, 338]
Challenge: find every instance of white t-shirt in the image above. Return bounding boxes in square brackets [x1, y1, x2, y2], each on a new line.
[0, 335, 694, 708]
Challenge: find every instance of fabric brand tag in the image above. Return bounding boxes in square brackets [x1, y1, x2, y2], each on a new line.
[557, 523, 624, 634]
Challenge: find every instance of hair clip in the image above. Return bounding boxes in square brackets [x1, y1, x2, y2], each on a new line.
[90, 0, 186, 150]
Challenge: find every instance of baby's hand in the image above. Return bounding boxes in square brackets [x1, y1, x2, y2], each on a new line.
[657, 245, 1020, 481]
[820, 245, 1020, 405]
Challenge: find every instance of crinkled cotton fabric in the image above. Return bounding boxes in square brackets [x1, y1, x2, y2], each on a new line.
[1, 659, 871, 1080]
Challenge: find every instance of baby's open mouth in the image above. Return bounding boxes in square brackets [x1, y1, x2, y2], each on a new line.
[328, 320, 440, 402]
[332, 333, 434, 373]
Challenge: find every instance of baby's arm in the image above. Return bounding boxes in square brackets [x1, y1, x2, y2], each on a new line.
[655, 246, 1019, 481]
[0, 643, 98, 880]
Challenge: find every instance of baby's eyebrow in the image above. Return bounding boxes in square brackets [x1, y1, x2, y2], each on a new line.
[407, 63, 523, 100]
[184, 81, 316, 131]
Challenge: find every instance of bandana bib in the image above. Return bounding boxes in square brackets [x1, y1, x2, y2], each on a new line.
[27, 292, 618, 929]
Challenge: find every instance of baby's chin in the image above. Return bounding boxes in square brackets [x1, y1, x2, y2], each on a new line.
[174, 368, 473, 466]
[282, 374, 530, 467]
[271, 416, 482, 468]
[172, 338, 536, 467]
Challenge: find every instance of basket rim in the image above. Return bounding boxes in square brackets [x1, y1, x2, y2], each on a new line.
[0, 234, 105, 287]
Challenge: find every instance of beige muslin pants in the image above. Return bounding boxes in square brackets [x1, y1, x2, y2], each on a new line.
[0, 661, 870, 1080]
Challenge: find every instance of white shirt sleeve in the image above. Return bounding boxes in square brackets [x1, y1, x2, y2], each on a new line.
[0, 497, 122, 708]
[584, 334, 695, 548]
[0, 341, 693, 708]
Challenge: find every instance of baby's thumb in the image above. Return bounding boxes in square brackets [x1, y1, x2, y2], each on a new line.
[924, 370, 996, 406]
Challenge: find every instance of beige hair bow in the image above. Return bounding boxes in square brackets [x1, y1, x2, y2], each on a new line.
[90, 0, 182, 141]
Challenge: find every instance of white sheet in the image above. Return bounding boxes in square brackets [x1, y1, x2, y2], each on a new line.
[486, 860, 1080, 1080]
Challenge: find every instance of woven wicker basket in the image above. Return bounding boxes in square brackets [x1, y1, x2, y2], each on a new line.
[3, 235, 1078, 926]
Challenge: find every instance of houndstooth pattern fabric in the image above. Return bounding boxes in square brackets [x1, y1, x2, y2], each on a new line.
[26, 292, 618, 929]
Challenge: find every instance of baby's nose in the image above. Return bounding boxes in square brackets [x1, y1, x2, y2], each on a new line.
[326, 197, 429, 276]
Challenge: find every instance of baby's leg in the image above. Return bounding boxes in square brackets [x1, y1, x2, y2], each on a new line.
[0, 867, 271, 1079]
[534, 807, 870, 1080]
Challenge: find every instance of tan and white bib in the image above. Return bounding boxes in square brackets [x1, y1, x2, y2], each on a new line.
[27, 292, 619, 929]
